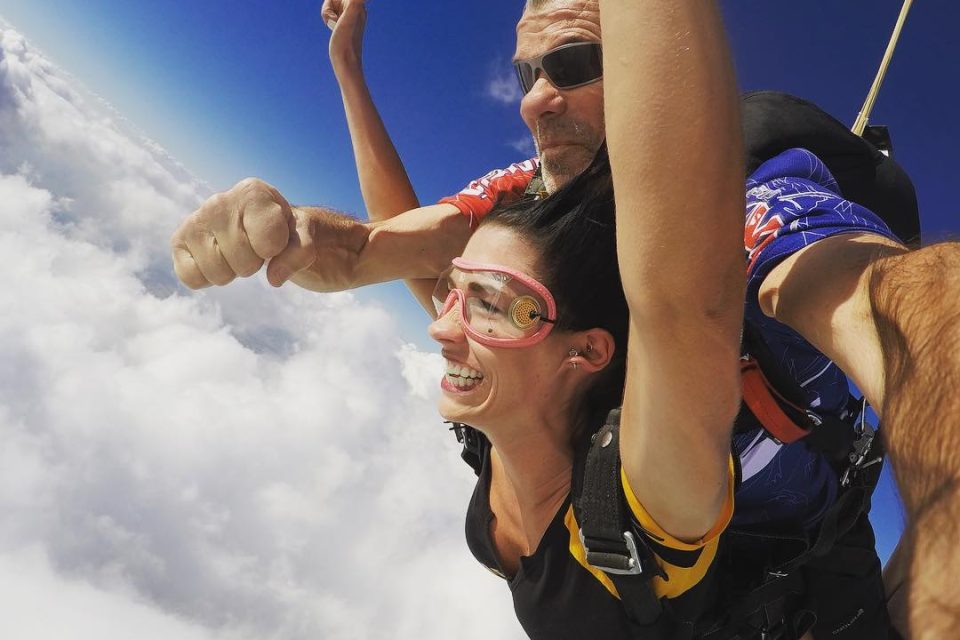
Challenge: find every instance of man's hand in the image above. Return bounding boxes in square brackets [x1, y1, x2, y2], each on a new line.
[321, 0, 367, 71]
[170, 178, 368, 292]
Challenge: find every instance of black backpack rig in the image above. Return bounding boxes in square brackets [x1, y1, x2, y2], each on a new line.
[450, 92, 920, 640]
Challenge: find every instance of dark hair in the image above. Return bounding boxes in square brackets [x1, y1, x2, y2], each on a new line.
[481, 146, 628, 438]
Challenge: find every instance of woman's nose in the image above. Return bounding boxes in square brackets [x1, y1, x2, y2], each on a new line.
[428, 301, 466, 344]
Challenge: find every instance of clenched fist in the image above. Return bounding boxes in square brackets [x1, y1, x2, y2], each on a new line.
[322, 0, 368, 72]
[170, 178, 368, 292]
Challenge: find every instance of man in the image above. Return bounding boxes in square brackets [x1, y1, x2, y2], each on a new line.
[171, 1, 960, 636]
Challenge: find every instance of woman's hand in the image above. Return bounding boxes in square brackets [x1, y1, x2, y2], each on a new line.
[321, 0, 368, 73]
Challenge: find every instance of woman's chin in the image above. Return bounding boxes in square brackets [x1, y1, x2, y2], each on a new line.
[437, 396, 481, 426]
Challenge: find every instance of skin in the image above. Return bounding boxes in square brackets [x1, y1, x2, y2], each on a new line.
[514, 0, 605, 193]
[764, 235, 960, 638]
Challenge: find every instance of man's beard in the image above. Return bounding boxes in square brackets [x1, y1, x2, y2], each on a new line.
[535, 118, 605, 193]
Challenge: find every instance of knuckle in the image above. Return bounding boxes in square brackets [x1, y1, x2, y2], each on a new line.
[170, 227, 186, 252]
[235, 176, 265, 192]
[244, 203, 290, 258]
[236, 177, 274, 202]
[235, 256, 265, 278]
[208, 271, 236, 287]
[172, 253, 209, 290]
[210, 192, 230, 211]
[195, 193, 232, 227]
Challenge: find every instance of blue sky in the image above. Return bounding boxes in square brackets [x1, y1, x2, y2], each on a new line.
[2, 0, 957, 569]
[3, 0, 955, 240]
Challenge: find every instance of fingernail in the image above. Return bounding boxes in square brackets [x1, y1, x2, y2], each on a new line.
[326, 19, 337, 31]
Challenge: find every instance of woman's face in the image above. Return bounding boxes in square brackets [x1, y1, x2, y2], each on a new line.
[428, 224, 573, 430]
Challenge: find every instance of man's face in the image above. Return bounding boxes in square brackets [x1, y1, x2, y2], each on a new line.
[514, 0, 604, 194]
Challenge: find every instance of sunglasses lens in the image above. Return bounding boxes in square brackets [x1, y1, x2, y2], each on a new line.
[514, 62, 536, 95]
[542, 43, 602, 88]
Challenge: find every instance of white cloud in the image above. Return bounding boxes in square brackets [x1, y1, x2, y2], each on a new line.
[508, 135, 537, 157]
[0, 24, 524, 640]
[486, 65, 523, 105]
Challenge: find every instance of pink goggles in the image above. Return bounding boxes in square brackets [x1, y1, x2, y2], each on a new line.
[432, 258, 558, 348]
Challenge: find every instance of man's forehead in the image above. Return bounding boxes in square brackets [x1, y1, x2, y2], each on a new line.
[514, 0, 601, 61]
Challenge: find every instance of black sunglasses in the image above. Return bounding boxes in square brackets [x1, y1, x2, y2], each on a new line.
[514, 42, 603, 95]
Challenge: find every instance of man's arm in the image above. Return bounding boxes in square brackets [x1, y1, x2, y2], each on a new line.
[170, 154, 540, 309]
[603, 0, 745, 541]
[761, 233, 960, 637]
[170, 178, 469, 311]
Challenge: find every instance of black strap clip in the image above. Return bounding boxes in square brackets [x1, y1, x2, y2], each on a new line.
[579, 529, 645, 576]
[447, 421, 484, 475]
[840, 399, 882, 488]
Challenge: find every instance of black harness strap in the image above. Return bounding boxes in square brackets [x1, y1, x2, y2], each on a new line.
[781, 439, 885, 576]
[567, 341, 886, 638]
[577, 413, 643, 573]
[449, 422, 486, 476]
[699, 571, 809, 640]
[572, 409, 695, 638]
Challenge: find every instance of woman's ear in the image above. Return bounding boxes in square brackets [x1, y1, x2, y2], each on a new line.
[568, 328, 615, 373]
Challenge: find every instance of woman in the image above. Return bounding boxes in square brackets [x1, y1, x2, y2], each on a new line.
[427, 150, 741, 638]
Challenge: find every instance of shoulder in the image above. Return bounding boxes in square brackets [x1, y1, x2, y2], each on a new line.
[744, 148, 901, 292]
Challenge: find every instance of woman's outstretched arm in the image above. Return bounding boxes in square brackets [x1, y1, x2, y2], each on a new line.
[322, 0, 458, 314]
[323, 0, 420, 219]
[603, 0, 745, 542]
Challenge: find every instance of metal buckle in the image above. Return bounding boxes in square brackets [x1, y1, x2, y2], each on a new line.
[840, 399, 883, 487]
[579, 529, 645, 576]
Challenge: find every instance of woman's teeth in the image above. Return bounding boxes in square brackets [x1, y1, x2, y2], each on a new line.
[446, 362, 484, 388]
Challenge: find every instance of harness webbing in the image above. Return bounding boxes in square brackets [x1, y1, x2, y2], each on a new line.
[741, 358, 811, 444]
[572, 409, 694, 639]
[740, 323, 858, 462]
[571, 405, 884, 639]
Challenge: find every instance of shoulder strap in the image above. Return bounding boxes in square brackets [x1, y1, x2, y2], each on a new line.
[572, 409, 694, 638]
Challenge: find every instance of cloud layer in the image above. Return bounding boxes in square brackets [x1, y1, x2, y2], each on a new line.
[0, 23, 522, 639]
[486, 65, 523, 105]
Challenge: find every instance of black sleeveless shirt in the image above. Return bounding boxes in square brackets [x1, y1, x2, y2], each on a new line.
[464, 440, 734, 639]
